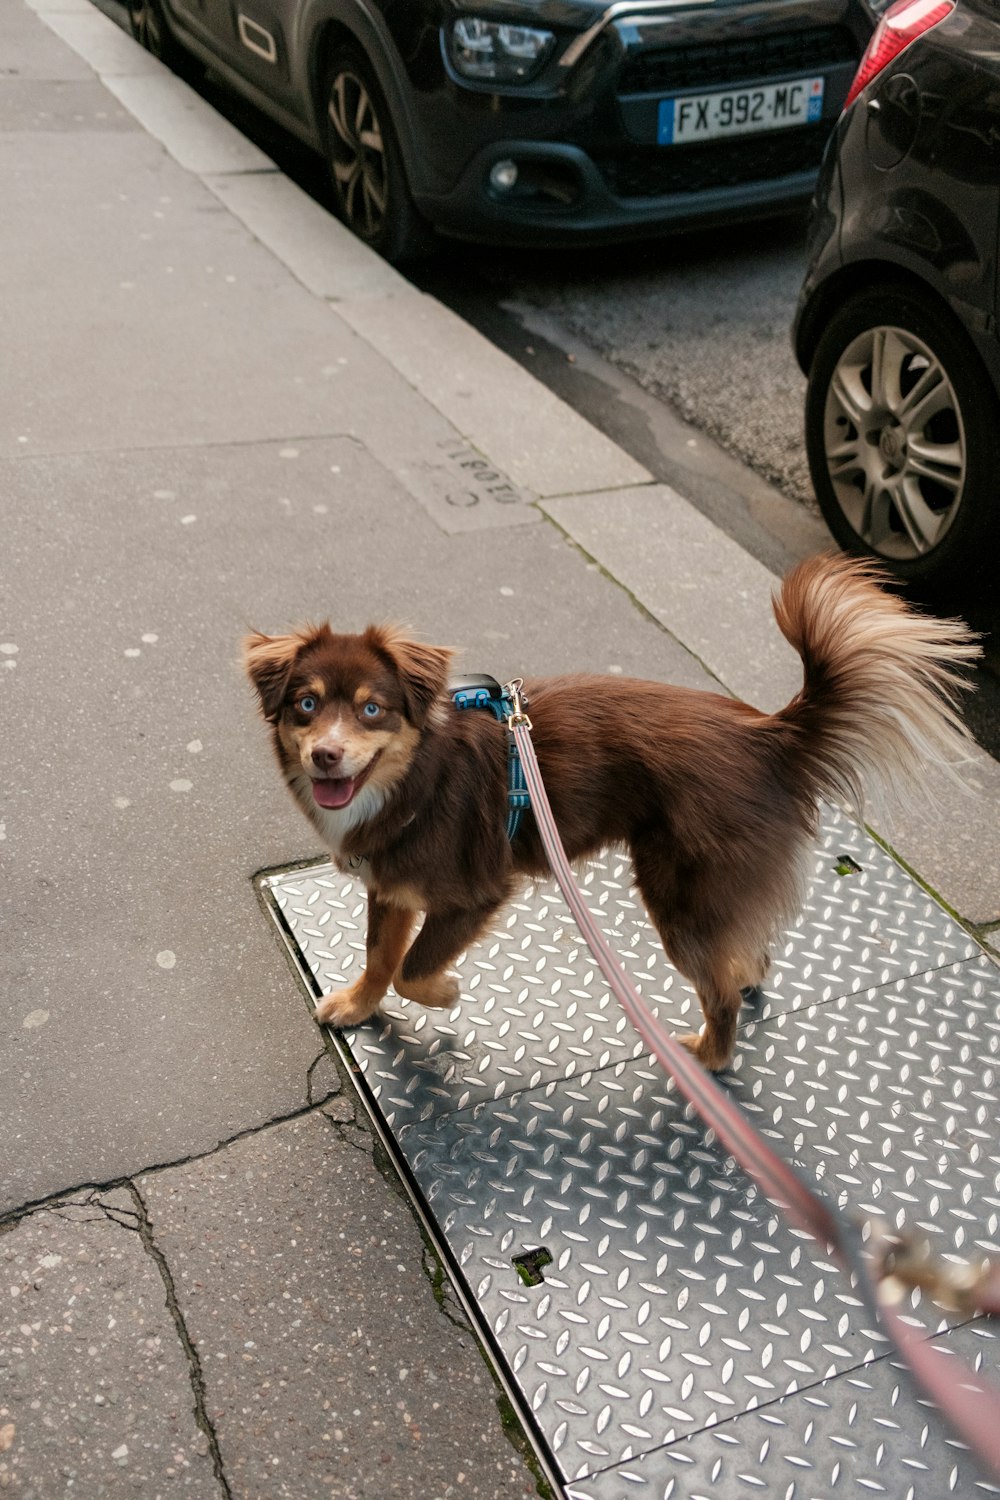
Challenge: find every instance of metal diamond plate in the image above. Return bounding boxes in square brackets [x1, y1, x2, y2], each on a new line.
[263, 804, 977, 1125]
[398, 1063, 885, 1481]
[268, 850, 700, 1127]
[731, 957, 1000, 1258]
[564, 1320, 1000, 1498]
[390, 958, 1000, 1488]
[259, 801, 999, 1498]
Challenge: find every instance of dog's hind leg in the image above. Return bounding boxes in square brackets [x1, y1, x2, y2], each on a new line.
[630, 840, 744, 1071]
[314, 896, 416, 1027]
[674, 956, 744, 1071]
[734, 950, 771, 993]
[394, 901, 504, 1011]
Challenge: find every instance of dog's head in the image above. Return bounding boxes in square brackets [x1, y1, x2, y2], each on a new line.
[244, 624, 453, 814]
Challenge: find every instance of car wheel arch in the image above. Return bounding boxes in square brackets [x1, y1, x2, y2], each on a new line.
[302, 6, 425, 193]
[796, 261, 960, 374]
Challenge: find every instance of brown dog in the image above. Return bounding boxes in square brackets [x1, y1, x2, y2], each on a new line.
[245, 554, 978, 1070]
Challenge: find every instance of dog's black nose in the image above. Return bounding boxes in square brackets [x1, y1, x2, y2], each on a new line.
[312, 744, 344, 774]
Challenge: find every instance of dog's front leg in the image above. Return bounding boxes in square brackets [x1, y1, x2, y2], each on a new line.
[393, 903, 500, 1011]
[314, 896, 415, 1027]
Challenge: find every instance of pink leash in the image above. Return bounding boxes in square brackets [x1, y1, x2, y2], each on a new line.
[505, 683, 1000, 1478]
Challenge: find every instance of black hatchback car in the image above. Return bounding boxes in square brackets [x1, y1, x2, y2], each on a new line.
[129, 0, 874, 260]
[794, 0, 1000, 600]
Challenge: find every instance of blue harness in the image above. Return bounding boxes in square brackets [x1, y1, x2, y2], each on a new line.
[451, 676, 530, 841]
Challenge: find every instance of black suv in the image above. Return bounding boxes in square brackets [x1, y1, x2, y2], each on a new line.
[794, 0, 1000, 600]
[129, 0, 873, 260]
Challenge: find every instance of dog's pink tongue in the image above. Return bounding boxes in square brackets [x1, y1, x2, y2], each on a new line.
[312, 777, 356, 810]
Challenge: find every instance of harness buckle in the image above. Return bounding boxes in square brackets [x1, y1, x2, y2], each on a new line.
[450, 674, 531, 841]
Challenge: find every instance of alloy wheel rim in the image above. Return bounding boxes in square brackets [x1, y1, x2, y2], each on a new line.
[327, 71, 387, 241]
[822, 324, 966, 560]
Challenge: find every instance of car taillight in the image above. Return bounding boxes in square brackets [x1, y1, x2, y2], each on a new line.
[844, 0, 955, 110]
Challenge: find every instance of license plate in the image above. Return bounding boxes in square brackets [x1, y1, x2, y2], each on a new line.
[658, 75, 825, 145]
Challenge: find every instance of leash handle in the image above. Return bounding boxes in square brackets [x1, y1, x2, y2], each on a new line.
[508, 712, 1000, 1480]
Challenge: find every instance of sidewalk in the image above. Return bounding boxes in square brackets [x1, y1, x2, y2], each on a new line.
[2, 2, 999, 1496]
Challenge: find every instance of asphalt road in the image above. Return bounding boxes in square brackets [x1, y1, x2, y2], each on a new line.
[92, 0, 1000, 758]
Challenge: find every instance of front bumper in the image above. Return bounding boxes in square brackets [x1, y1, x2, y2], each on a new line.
[416, 133, 828, 245]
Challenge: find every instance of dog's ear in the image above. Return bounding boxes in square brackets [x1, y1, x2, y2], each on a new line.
[243, 629, 313, 722]
[366, 625, 454, 728]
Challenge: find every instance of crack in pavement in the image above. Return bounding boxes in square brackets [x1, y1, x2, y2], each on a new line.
[125, 1180, 233, 1500]
[305, 1042, 346, 1108]
[0, 1185, 230, 1497]
[0, 1099, 344, 1230]
[3, 1040, 346, 1231]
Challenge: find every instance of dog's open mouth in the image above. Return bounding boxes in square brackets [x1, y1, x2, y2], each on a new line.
[310, 752, 379, 811]
[312, 776, 358, 810]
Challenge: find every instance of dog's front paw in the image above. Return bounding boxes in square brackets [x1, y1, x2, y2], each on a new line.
[394, 972, 460, 1010]
[314, 980, 382, 1028]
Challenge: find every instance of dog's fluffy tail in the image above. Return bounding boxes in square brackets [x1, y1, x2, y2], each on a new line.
[772, 553, 981, 818]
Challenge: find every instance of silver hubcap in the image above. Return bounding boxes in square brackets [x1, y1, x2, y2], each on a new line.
[328, 71, 387, 240]
[822, 324, 966, 559]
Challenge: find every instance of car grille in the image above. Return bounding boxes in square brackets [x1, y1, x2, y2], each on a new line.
[597, 123, 829, 198]
[618, 26, 859, 95]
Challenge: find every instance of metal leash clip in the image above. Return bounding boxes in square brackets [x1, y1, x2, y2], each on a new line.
[503, 678, 532, 731]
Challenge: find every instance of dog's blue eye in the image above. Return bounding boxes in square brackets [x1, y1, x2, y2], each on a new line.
[299, 696, 317, 714]
[362, 702, 382, 718]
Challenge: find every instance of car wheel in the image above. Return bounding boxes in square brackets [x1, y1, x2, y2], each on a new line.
[127, 0, 179, 63]
[804, 285, 999, 601]
[322, 46, 434, 264]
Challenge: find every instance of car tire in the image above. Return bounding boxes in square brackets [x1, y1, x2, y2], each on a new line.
[322, 46, 434, 265]
[804, 284, 999, 602]
[127, 0, 180, 64]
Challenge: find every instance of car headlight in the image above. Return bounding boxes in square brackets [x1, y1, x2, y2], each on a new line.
[449, 17, 556, 83]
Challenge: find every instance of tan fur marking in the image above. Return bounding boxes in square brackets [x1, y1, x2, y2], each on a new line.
[374, 881, 426, 912]
[302, 716, 391, 779]
[314, 904, 415, 1025]
[394, 972, 461, 1010]
[367, 721, 420, 789]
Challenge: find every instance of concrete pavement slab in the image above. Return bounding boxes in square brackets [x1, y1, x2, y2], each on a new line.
[6, 0, 94, 74]
[0, 129, 381, 457]
[24, 0, 94, 12]
[0, 75, 136, 131]
[136, 1109, 540, 1500]
[0, 1192, 218, 1495]
[0, 121, 554, 542]
[339, 292, 652, 499]
[871, 771, 1000, 927]
[543, 482, 804, 711]
[37, 0, 648, 512]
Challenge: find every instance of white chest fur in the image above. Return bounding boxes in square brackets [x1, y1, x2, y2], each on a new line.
[288, 769, 386, 860]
